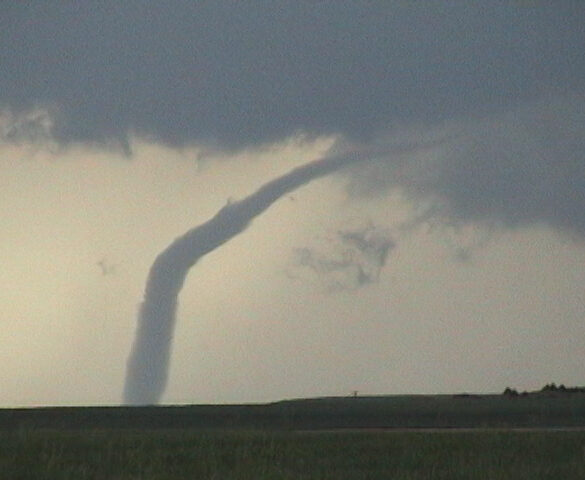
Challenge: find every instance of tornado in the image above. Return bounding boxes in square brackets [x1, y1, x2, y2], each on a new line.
[123, 148, 374, 405]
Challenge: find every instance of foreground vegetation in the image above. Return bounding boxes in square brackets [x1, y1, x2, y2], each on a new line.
[2, 391, 584, 479]
[3, 428, 585, 479]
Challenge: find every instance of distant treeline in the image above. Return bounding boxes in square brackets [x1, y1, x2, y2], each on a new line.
[503, 383, 585, 397]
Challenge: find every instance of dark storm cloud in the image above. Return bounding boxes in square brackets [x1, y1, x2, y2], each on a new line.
[2, 2, 583, 149]
[348, 95, 585, 238]
[430, 98, 585, 236]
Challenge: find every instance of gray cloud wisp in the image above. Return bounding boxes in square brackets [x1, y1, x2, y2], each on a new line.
[293, 224, 395, 291]
[123, 148, 379, 405]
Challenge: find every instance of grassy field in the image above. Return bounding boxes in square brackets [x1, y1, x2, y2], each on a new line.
[2, 393, 585, 479]
[2, 428, 585, 479]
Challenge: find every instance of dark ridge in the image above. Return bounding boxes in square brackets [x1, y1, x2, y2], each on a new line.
[2, 393, 585, 431]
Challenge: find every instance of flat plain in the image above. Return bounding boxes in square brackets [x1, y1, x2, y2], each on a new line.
[2, 393, 585, 479]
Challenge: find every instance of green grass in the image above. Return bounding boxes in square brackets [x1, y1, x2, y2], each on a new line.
[2, 429, 585, 479]
[2, 394, 585, 479]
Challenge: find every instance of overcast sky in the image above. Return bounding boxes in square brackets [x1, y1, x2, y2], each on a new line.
[1, 2, 584, 406]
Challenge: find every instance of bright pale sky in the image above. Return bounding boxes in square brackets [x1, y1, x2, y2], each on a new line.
[1, 2, 584, 406]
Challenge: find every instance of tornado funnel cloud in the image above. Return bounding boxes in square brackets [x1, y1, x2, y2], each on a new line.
[123, 150, 370, 405]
